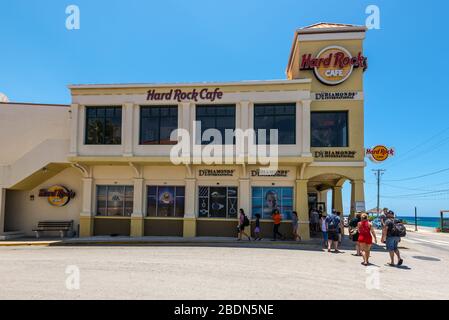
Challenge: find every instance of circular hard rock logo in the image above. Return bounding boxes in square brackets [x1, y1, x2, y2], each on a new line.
[314, 46, 353, 85]
[366, 146, 394, 163]
[39, 185, 75, 207]
[300, 46, 368, 86]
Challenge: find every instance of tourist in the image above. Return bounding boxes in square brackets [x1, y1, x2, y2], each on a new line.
[320, 213, 328, 248]
[357, 213, 377, 266]
[381, 210, 404, 266]
[237, 208, 251, 241]
[311, 208, 320, 233]
[336, 211, 343, 244]
[272, 209, 285, 241]
[349, 213, 362, 256]
[380, 207, 389, 227]
[326, 211, 341, 252]
[254, 213, 262, 241]
[292, 211, 301, 241]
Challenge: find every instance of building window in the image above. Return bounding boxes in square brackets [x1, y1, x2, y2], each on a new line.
[198, 186, 238, 218]
[311, 111, 348, 147]
[85, 107, 122, 145]
[96, 185, 133, 216]
[140, 106, 178, 145]
[196, 105, 236, 144]
[251, 187, 293, 220]
[254, 103, 296, 145]
[147, 186, 185, 217]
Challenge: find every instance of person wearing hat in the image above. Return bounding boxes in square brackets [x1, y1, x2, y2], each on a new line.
[381, 210, 404, 266]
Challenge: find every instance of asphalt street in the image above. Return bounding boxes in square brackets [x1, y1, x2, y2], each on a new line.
[0, 231, 448, 300]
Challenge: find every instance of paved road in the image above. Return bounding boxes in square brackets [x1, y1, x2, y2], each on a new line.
[0, 233, 448, 300]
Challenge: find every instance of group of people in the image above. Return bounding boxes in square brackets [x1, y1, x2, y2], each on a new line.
[237, 206, 406, 267]
[237, 208, 301, 242]
[348, 208, 405, 266]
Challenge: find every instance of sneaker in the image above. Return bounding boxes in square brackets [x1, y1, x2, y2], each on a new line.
[398, 259, 403, 266]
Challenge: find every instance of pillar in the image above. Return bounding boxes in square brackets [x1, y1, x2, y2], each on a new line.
[79, 177, 94, 237]
[123, 103, 134, 157]
[350, 179, 365, 219]
[183, 178, 196, 237]
[69, 104, 79, 157]
[239, 178, 251, 235]
[300, 100, 312, 157]
[130, 178, 144, 237]
[0, 188, 6, 235]
[295, 179, 310, 240]
[332, 186, 343, 214]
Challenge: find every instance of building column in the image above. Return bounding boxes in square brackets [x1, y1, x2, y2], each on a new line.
[300, 100, 312, 157]
[183, 178, 196, 237]
[69, 104, 79, 157]
[332, 186, 344, 214]
[123, 103, 134, 157]
[350, 179, 365, 219]
[79, 177, 94, 237]
[295, 179, 310, 240]
[318, 189, 329, 213]
[239, 177, 251, 235]
[0, 188, 6, 235]
[130, 178, 144, 237]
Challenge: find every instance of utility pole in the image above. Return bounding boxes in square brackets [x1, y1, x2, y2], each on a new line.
[415, 207, 418, 231]
[372, 169, 386, 216]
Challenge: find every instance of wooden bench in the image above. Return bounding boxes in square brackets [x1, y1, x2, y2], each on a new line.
[32, 220, 74, 239]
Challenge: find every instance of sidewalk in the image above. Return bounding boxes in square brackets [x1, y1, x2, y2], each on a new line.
[0, 236, 353, 249]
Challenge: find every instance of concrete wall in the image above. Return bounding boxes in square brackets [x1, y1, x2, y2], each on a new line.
[0, 103, 70, 166]
[4, 167, 82, 236]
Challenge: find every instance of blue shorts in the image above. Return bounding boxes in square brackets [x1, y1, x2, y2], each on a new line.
[322, 231, 328, 242]
[386, 236, 400, 251]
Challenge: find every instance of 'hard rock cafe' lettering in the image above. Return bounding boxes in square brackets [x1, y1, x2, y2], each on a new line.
[147, 88, 223, 102]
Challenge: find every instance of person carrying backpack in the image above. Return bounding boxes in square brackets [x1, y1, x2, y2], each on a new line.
[381, 210, 405, 266]
[237, 208, 251, 241]
[326, 211, 341, 253]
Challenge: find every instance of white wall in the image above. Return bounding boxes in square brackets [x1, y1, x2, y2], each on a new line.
[0, 103, 70, 165]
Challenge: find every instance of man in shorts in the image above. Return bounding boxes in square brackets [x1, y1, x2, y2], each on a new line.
[326, 211, 341, 253]
[381, 210, 403, 266]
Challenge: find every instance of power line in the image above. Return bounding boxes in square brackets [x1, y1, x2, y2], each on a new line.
[383, 166, 449, 182]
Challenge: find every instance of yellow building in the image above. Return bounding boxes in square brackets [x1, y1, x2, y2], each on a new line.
[0, 23, 367, 240]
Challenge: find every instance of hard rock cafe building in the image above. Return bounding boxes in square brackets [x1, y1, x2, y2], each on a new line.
[0, 23, 367, 240]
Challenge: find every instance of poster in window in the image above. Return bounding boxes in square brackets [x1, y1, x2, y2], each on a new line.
[209, 187, 226, 218]
[157, 186, 175, 217]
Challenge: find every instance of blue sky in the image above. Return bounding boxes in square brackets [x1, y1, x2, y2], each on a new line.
[1, 0, 448, 216]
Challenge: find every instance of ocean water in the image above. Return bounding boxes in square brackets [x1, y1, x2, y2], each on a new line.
[399, 216, 441, 228]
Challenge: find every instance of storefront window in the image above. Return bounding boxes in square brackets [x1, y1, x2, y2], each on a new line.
[140, 106, 178, 145]
[85, 107, 122, 145]
[254, 103, 296, 145]
[96, 185, 133, 216]
[147, 186, 185, 217]
[252, 187, 293, 220]
[196, 105, 236, 145]
[311, 111, 348, 147]
[198, 186, 238, 218]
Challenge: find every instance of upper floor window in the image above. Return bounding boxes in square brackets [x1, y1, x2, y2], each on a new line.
[196, 105, 236, 145]
[311, 111, 348, 147]
[85, 106, 122, 145]
[140, 106, 178, 145]
[254, 103, 296, 145]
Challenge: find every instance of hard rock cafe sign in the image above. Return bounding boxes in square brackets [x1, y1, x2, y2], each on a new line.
[366, 146, 394, 163]
[300, 46, 368, 85]
[38, 185, 75, 207]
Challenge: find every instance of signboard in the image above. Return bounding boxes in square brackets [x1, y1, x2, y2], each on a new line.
[147, 88, 223, 102]
[351, 201, 366, 213]
[251, 169, 290, 177]
[38, 185, 75, 207]
[300, 46, 368, 85]
[314, 150, 357, 159]
[198, 169, 235, 177]
[313, 91, 361, 101]
[366, 146, 394, 163]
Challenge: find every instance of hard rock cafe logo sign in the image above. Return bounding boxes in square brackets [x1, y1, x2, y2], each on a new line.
[300, 46, 368, 85]
[38, 185, 75, 207]
[366, 146, 394, 163]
